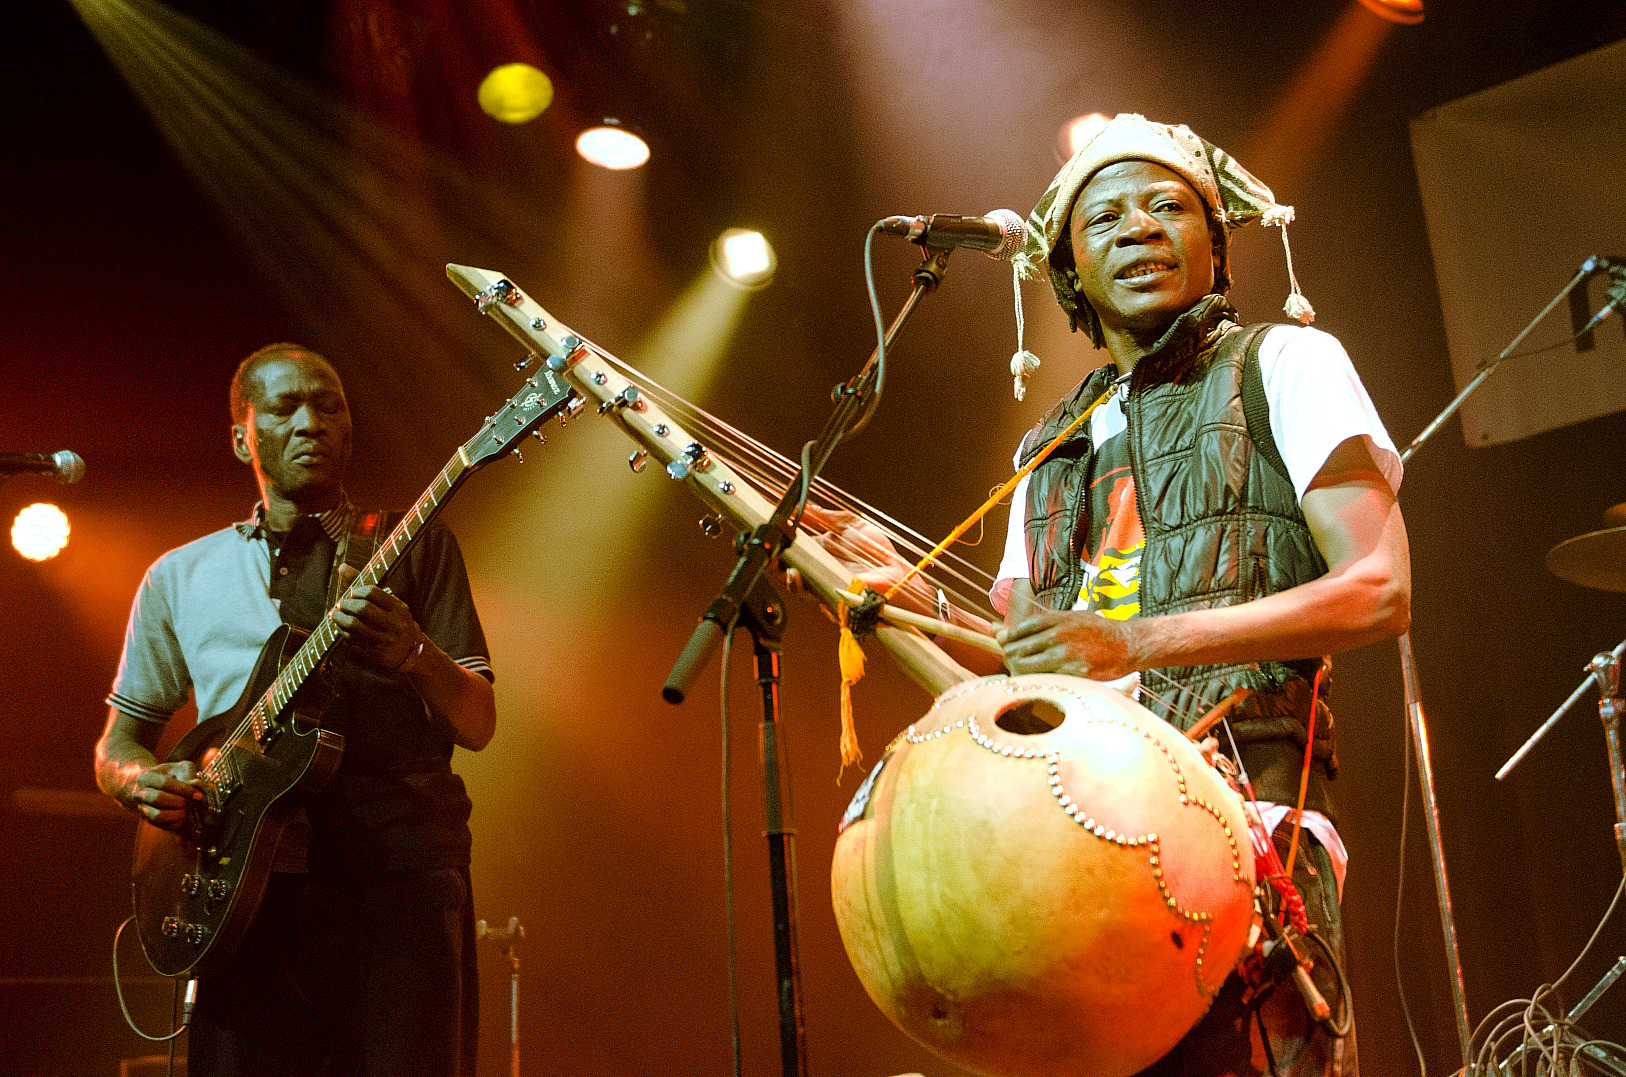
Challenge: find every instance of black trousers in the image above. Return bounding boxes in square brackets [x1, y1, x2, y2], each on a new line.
[1138, 825, 1357, 1077]
[188, 868, 479, 1077]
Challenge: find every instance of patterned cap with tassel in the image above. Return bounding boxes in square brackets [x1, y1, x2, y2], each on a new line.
[1007, 113, 1314, 380]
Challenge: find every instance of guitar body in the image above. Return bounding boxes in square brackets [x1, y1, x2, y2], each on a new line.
[131, 624, 345, 977]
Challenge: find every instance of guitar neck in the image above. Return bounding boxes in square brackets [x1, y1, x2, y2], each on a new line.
[261, 453, 473, 716]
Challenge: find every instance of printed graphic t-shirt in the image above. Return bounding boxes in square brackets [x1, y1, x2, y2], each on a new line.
[1077, 385, 1143, 618]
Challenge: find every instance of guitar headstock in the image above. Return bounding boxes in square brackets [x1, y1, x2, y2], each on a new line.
[461, 364, 580, 469]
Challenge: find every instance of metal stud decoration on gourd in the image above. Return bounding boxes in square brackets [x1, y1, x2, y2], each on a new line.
[831, 673, 1257, 1077]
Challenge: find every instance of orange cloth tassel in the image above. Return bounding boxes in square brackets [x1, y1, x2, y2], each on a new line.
[837, 580, 867, 782]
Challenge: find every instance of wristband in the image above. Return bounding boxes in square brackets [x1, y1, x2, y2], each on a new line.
[392, 632, 429, 675]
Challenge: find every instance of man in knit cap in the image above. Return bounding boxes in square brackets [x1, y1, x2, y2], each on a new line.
[817, 114, 1408, 1075]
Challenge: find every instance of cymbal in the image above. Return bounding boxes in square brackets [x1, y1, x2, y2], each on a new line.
[1547, 527, 1626, 593]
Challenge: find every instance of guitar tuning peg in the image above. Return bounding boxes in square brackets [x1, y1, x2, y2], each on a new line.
[531, 430, 545, 442]
[511, 449, 524, 464]
[514, 354, 535, 371]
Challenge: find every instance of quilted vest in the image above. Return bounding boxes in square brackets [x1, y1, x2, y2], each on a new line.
[1018, 296, 1338, 808]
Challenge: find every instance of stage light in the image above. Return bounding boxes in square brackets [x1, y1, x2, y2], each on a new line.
[1356, 0, 1424, 24]
[478, 63, 554, 124]
[1057, 112, 1111, 162]
[711, 228, 776, 289]
[575, 120, 650, 170]
[12, 503, 69, 562]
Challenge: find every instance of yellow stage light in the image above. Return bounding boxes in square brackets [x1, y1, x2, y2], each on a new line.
[478, 63, 554, 124]
[1057, 112, 1112, 162]
[575, 120, 650, 170]
[1355, 0, 1423, 24]
[711, 229, 776, 289]
[13, 503, 69, 561]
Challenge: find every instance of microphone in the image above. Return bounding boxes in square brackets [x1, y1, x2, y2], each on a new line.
[877, 209, 1028, 261]
[0, 451, 85, 483]
[1578, 267, 1626, 336]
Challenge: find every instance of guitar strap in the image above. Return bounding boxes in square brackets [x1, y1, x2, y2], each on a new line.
[324, 508, 399, 611]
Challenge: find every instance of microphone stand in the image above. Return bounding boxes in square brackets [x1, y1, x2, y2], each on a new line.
[662, 243, 955, 1077]
[1395, 257, 1606, 1071]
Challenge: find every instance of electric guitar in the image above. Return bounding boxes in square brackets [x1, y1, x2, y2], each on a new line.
[131, 363, 580, 977]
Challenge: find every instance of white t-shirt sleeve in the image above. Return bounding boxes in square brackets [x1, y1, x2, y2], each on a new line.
[991, 471, 1032, 616]
[1258, 325, 1403, 500]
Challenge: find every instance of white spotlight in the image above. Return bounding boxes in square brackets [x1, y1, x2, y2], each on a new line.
[576, 119, 650, 170]
[1057, 112, 1112, 162]
[12, 503, 70, 561]
[711, 229, 776, 289]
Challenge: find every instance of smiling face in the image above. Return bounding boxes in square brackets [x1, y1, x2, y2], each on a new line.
[1067, 159, 1222, 348]
[231, 351, 352, 513]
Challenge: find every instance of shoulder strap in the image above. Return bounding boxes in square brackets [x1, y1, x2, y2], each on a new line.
[324, 509, 398, 609]
[1239, 324, 1291, 487]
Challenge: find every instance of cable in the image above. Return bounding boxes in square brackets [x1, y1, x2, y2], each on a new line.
[843, 223, 890, 439]
[1463, 880, 1626, 1077]
[1393, 700, 1429, 1077]
[1472, 323, 1618, 373]
[1302, 928, 1356, 1040]
[719, 629, 743, 1077]
[1548, 878, 1623, 997]
[111, 916, 190, 1042]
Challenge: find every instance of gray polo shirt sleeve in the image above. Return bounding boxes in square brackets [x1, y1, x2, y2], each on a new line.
[107, 560, 192, 724]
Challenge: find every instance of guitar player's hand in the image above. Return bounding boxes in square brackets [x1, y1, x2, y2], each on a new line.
[330, 565, 425, 672]
[127, 760, 204, 830]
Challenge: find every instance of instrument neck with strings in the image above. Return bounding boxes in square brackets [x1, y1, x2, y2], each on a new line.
[579, 346, 1258, 752]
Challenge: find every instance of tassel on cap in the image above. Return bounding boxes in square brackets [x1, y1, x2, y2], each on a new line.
[1011, 350, 1041, 402]
[836, 579, 868, 781]
[1261, 203, 1315, 324]
[1010, 261, 1041, 401]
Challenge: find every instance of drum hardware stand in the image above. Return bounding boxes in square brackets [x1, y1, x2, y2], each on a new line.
[477, 916, 525, 1077]
[1498, 638, 1626, 872]
[662, 243, 955, 1077]
[1495, 645, 1626, 1072]
[1400, 255, 1624, 1071]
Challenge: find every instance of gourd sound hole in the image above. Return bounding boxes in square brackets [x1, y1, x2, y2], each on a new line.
[994, 698, 1066, 735]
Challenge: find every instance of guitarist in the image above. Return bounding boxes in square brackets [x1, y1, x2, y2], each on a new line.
[94, 344, 496, 1076]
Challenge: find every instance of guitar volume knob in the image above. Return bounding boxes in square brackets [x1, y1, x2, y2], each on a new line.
[161, 917, 181, 938]
[208, 880, 231, 901]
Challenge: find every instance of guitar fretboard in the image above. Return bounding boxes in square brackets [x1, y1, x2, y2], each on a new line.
[219, 452, 474, 770]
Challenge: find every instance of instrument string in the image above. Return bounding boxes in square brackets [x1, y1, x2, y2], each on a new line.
[879, 385, 1114, 606]
[584, 341, 999, 621]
